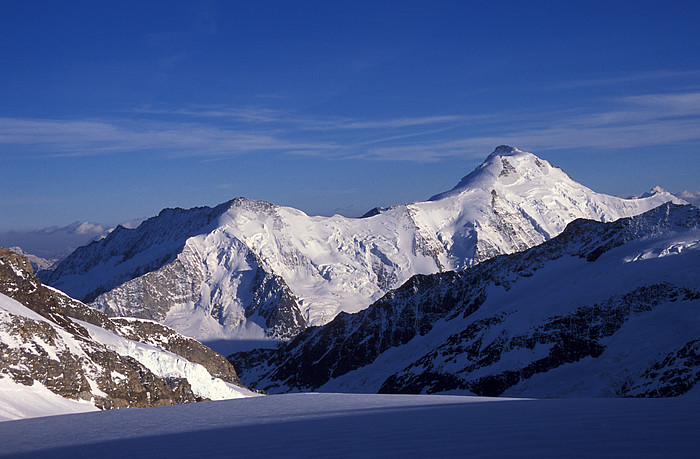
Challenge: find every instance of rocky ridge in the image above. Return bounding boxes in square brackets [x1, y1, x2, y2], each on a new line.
[7, 246, 59, 271]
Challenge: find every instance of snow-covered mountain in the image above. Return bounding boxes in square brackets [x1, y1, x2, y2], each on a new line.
[42, 146, 683, 347]
[0, 247, 256, 420]
[230, 203, 700, 397]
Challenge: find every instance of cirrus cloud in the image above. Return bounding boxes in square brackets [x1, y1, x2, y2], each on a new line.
[2, 91, 700, 162]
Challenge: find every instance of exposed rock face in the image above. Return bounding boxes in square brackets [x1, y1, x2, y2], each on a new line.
[379, 283, 700, 396]
[627, 340, 700, 397]
[244, 265, 306, 339]
[94, 245, 204, 322]
[230, 204, 700, 398]
[41, 147, 682, 344]
[1, 310, 93, 401]
[0, 247, 247, 411]
[89, 238, 306, 341]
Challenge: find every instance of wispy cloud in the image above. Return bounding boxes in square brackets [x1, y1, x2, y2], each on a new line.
[0, 118, 336, 157]
[676, 190, 700, 206]
[556, 70, 700, 89]
[3, 91, 700, 162]
[130, 105, 466, 130]
[317, 116, 464, 130]
[622, 92, 700, 117]
[357, 91, 700, 160]
[129, 105, 289, 123]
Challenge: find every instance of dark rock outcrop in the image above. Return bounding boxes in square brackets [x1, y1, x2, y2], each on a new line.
[379, 283, 700, 396]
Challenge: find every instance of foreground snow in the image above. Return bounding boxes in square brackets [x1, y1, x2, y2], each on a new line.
[0, 393, 697, 458]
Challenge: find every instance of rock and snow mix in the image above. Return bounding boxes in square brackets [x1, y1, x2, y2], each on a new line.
[231, 203, 700, 397]
[0, 248, 257, 421]
[78, 320, 253, 402]
[0, 146, 697, 447]
[41, 146, 683, 347]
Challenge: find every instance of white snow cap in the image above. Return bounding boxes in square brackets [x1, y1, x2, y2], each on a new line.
[488, 145, 525, 157]
[429, 145, 539, 201]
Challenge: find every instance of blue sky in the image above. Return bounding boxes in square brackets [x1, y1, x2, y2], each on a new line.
[2, 1, 699, 233]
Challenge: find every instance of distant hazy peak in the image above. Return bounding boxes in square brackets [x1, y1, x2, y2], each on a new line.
[639, 186, 669, 198]
[674, 190, 700, 207]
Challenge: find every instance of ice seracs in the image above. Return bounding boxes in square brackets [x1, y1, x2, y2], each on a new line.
[42, 146, 684, 349]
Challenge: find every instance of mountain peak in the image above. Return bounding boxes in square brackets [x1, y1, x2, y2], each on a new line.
[488, 145, 526, 157]
[639, 186, 668, 198]
[429, 146, 547, 201]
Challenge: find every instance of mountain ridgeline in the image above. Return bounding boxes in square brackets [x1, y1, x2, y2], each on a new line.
[41, 146, 683, 347]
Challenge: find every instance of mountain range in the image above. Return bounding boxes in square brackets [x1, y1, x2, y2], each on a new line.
[40, 146, 682, 353]
[230, 202, 700, 397]
[2, 145, 697, 421]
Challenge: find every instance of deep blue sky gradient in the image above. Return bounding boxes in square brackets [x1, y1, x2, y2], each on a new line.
[2, 1, 699, 230]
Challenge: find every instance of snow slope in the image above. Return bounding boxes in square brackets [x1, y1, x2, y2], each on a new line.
[43, 146, 683, 346]
[0, 377, 97, 422]
[0, 393, 697, 458]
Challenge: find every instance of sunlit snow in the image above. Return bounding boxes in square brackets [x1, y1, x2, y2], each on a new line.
[48, 147, 683, 349]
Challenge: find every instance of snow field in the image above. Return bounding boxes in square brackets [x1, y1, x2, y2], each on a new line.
[0, 393, 697, 458]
